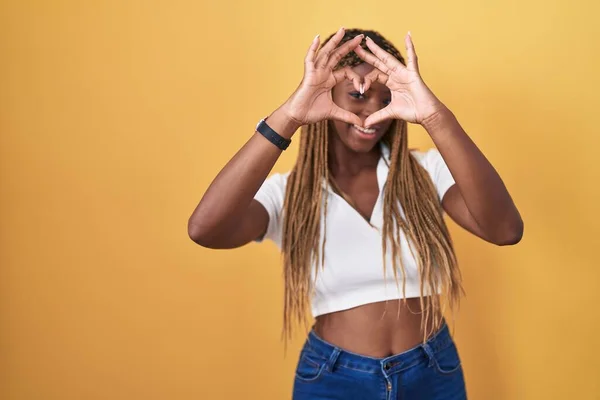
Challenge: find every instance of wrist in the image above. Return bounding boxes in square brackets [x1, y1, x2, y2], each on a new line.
[420, 105, 454, 133]
[265, 105, 302, 140]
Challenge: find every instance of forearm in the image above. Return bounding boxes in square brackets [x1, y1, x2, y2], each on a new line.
[188, 105, 299, 238]
[422, 107, 523, 241]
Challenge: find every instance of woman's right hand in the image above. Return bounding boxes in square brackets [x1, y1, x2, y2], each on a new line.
[283, 28, 365, 127]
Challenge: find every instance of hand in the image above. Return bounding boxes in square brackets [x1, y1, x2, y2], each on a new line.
[283, 28, 365, 127]
[354, 32, 446, 127]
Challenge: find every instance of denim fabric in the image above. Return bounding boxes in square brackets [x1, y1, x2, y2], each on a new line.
[292, 320, 467, 399]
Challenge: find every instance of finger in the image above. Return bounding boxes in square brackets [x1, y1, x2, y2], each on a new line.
[405, 31, 419, 72]
[353, 45, 392, 75]
[326, 34, 364, 69]
[333, 66, 362, 93]
[364, 36, 405, 74]
[315, 27, 346, 68]
[362, 68, 389, 93]
[330, 105, 362, 126]
[304, 34, 321, 64]
[364, 107, 394, 127]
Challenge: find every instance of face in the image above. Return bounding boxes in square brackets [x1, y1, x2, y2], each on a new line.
[330, 63, 394, 153]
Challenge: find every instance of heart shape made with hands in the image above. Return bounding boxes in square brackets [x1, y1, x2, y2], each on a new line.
[294, 28, 441, 128]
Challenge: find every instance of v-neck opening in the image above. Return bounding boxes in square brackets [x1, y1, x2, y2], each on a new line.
[323, 141, 390, 227]
[327, 189, 380, 228]
[326, 170, 385, 227]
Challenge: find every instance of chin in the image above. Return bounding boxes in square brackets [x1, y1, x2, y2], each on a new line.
[345, 138, 379, 153]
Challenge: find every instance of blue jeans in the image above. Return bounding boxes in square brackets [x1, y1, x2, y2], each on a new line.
[292, 320, 467, 399]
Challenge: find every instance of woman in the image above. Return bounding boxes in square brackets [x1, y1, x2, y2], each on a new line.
[188, 27, 523, 399]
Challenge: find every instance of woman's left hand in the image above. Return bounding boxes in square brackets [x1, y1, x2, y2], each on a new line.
[354, 32, 446, 127]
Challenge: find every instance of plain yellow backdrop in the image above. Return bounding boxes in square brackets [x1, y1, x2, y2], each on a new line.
[1, 0, 599, 399]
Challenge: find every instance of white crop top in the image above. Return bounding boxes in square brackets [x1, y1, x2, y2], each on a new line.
[253, 143, 456, 318]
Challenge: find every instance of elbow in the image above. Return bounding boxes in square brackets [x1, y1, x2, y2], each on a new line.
[494, 218, 524, 246]
[187, 220, 216, 248]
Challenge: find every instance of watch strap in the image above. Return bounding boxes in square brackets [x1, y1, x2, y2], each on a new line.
[255, 117, 291, 150]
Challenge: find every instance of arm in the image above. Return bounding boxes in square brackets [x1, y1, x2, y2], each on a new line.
[423, 108, 523, 245]
[188, 28, 365, 248]
[355, 32, 523, 246]
[187, 107, 299, 248]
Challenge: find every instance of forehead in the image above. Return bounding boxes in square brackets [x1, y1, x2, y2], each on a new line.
[350, 62, 377, 78]
[339, 63, 389, 93]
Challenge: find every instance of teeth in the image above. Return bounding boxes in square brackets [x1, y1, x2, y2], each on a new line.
[353, 125, 376, 134]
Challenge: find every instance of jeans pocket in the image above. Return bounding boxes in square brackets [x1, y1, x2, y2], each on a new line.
[432, 342, 462, 375]
[295, 351, 327, 382]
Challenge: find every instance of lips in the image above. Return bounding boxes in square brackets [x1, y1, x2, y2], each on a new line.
[353, 124, 376, 134]
[350, 123, 381, 139]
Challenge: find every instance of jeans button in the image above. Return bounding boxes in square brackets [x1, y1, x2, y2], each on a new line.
[384, 363, 391, 370]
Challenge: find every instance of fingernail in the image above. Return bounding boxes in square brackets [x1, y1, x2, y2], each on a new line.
[360, 83, 364, 94]
[408, 31, 412, 37]
[366, 36, 372, 42]
[315, 34, 320, 40]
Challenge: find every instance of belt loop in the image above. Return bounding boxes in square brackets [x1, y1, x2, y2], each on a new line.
[421, 343, 435, 368]
[325, 347, 341, 373]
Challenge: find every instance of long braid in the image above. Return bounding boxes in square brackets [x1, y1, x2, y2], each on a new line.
[280, 29, 465, 351]
[281, 121, 328, 351]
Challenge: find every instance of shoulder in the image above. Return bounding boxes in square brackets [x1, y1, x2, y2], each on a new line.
[255, 171, 292, 201]
[409, 147, 442, 170]
[262, 170, 292, 188]
[410, 147, 455, 201]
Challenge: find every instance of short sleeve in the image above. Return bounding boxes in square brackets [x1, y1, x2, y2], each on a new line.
[415, 148, 456, 202]
[253, 172, 290, 246]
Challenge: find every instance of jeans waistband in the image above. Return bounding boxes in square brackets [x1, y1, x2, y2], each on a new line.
[304, 319, 453, 376]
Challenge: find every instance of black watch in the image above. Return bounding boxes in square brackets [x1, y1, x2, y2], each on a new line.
[255, 117, 292, 151]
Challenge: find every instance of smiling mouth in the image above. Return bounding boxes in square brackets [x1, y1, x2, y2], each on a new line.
[351, 124, 377, 136]
[353, 124, 376, 134]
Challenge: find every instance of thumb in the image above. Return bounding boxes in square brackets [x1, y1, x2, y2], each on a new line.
[329, 105, 362, 127]
[333, 66, 362, 93]
[364, 107, 393, 127]
[363, 68, 389, 94]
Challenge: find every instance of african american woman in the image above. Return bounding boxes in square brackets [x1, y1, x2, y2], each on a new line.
[188, 27, 523, 399]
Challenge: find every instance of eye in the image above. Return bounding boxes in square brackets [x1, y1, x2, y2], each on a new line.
[350, 91, 391, 106]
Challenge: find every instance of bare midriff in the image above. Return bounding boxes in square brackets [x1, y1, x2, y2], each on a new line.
[313, 297, 442, 358]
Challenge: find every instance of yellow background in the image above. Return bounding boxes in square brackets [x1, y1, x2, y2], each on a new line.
[1, 0, 599, 399]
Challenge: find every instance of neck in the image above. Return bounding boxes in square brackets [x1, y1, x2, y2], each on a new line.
[327, 131, 381, 177]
